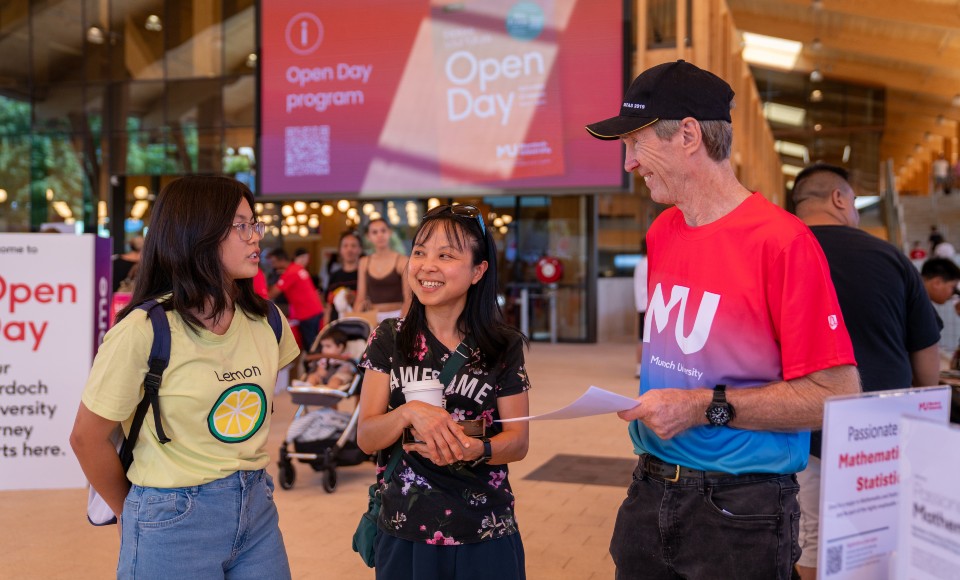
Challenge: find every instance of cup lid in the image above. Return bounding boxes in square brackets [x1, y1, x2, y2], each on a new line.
[403, 384, 444, 392]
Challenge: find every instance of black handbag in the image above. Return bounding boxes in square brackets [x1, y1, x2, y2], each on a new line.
[351, 337, 475, 567]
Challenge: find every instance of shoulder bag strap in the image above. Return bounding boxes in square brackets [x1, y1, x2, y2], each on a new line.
[381, 335, 477, 480]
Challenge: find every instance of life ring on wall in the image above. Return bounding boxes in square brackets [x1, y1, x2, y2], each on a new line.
[536, 256, 563, 284]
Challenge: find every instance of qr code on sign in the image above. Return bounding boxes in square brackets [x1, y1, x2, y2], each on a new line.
[285, 125, 330, 177]
[826, 544, 842, 575]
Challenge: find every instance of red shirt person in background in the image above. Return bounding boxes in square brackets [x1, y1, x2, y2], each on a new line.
[253, 268, 269, 299]
[909, 241, 928, 261]
[267, 248, 324, 351]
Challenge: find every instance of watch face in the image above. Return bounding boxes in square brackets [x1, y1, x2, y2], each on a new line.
[707, 404, 731, 426]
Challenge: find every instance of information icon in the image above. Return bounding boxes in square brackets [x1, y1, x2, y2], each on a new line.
[285, 12, 324, 56]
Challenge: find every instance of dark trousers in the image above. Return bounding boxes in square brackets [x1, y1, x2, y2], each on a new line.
[610, 455, 801, 580]
[375, 532, 525, 580]
[298, 313, 322, 352]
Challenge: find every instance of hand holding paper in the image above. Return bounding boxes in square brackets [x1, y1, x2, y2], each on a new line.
[497, 386, 639, 422]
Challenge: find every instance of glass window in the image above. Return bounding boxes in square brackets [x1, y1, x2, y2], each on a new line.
[167, 78, 222, 129]
[169, 128, 222, 173]
[498, 196, 590, 341]
[84, 0, 111, 82]
[115, 82, 166, 132]
[32, 0, 85, 85]
[0, 129, 32, 232]
[33, 84, 85, 133]
[125, 129, 178, 175]
[0, 0, 31, 97]
[225, 126, 256, 190]
[32, 132, 88, 230]
[224, 75, 255, 126]
[110, 0, 165, 80]
[165, 0, 223, 79]
[597, 190, 658, 278]
[224, 0, 256, 76]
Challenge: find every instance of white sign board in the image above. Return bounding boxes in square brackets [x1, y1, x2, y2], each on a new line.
[0, 234, 111, 490]
[896, 417, 960, 579]
[819, 387, 951, 578]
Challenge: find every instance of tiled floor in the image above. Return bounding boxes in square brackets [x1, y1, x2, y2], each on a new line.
[0, 341, 641, 579]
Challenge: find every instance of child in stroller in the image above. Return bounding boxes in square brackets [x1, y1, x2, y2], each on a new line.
[298, 327, 355, 390]
[278, 317, 374, 492]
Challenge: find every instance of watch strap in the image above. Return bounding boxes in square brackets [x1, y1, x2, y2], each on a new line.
[712, 384, 727, 404]
[470, 437, 492, 467]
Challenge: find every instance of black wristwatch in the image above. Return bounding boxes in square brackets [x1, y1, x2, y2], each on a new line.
[705, 384, 735, 427]
[469, 437, 492, 468]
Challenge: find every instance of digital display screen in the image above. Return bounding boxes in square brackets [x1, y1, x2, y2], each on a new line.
[259, 0, 623, 197]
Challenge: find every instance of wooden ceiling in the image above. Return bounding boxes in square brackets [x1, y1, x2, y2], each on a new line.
[726, 0, 960, 194]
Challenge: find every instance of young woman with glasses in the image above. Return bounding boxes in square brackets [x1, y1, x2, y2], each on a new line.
[70, 175, 300, 578]
[357, 204, 531, 579]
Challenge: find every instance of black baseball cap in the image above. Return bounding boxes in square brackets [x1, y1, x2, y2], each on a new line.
[586, 60, 735, 140]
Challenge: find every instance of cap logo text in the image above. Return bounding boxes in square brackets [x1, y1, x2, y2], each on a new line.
[623, 103, 645, 109]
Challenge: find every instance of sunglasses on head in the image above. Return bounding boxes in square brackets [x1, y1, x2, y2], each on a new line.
[423, 204, 486, 237]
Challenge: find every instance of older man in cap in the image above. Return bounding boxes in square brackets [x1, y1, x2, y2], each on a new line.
[587, 60, 860, 579]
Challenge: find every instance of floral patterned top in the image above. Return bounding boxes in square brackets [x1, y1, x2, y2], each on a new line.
[359, 318, 531, 545]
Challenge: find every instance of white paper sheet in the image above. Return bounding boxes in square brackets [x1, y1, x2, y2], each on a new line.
[497, 385, 639, 422]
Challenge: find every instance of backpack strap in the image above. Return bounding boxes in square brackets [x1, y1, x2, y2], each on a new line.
[118, 300, 284, 469]
[118, 299, 171, 469]
[266, 301, 283, 343]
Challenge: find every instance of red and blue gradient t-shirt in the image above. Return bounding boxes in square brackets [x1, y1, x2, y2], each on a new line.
[633, 193, 856, 474]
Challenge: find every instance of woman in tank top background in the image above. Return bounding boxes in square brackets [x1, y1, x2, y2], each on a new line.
[355, 218, 410, 322]
[323, 230, 364, 326]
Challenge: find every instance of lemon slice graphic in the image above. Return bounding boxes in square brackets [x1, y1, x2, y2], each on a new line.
[208, 384, 267, 443]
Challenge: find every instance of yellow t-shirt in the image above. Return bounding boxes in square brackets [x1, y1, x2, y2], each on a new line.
[82, 302, 300, 487]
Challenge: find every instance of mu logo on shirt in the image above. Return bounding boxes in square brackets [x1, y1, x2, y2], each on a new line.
[643, 283, 721, 355]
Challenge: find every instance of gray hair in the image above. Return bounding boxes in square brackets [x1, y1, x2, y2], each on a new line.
[653, 119, 733, 162]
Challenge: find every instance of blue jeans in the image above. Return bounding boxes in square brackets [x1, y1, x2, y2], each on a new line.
[118, 470, 291, 579]
[610, 455, 800, 580]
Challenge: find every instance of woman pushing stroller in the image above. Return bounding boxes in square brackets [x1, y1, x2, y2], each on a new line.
[357, 204, 531, 579]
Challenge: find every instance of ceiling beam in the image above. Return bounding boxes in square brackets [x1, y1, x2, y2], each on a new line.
[739, 0, 960, 32]
[805, 58, 960, 102]
[733, 11, 960, 73]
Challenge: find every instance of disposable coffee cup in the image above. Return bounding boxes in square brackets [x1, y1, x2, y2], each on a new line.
[403, 379, 444, 407]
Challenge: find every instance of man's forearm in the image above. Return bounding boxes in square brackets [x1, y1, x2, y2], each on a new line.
[725, 365, 861, 432]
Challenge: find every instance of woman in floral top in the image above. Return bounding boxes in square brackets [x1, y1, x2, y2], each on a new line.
[358, 205, 531, 579]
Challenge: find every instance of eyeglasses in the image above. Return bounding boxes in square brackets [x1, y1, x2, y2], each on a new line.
[231, 220, 266, 241]
[423, 204, 486, 237]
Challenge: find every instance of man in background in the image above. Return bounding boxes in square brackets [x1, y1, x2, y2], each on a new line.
[921, 258, 960, 308]
[792, 163, 941, 579]
[267, 248, 324, 352]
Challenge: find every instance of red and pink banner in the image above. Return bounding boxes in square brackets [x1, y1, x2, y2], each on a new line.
[260, 0, 622, 197]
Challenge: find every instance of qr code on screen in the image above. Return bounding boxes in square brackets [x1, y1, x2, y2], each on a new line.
[285, 125, 330, 177]
[826, 544, 842, 575]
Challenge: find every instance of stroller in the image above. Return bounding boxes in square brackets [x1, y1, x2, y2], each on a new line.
[277, 317, 375, 492]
